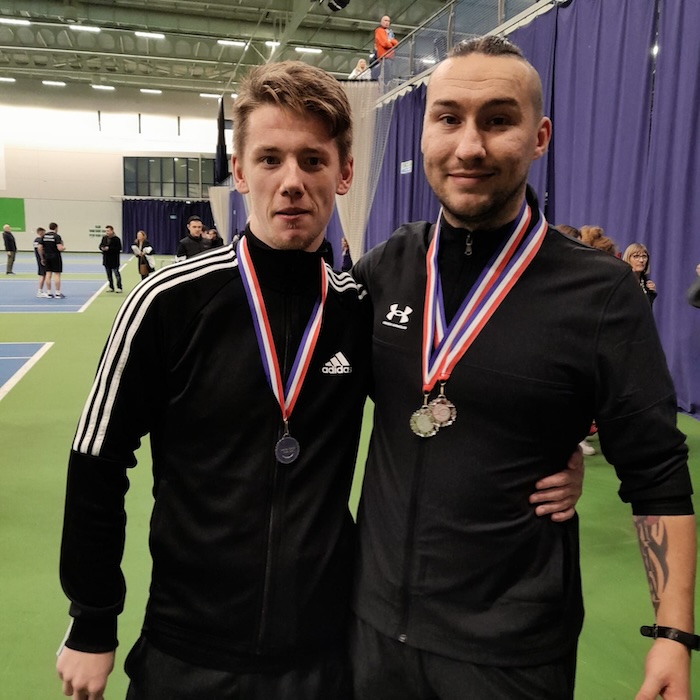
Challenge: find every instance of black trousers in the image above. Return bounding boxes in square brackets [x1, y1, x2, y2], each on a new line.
[350, 616, 577, 700]
[124, 636, 352, 700]
[105, 265, 122, 290]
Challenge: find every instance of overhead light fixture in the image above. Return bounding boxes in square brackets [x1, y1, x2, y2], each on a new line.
[421, 57, 436, 65]
[70, 25, 101, 33]
[0, 18, 31, 26]
[140, 88, 162, 94]
[0, 77, 17, 83]
[135, 31, 165, 40]
[295, 47, 322, 54]
[92, 84, 115, 90]
[200, 93, 220, 98]
[265, 41, 280, 48]
[43, 80, 67, 87]
[230, 93, 238, 99]
[218, 39, 246, 47]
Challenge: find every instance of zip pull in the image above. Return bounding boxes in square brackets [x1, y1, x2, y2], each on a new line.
[464, 233, 473, 256]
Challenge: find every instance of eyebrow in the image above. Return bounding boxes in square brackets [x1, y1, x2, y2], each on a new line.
[429, 97, 521, 111]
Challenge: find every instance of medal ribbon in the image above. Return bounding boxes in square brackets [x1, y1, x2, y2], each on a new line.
[237, 236, 328, 421]
[422, 200, 547, 393]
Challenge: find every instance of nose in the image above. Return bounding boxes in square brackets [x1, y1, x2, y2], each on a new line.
[279, 159, 305, 199]
[454, 120, 486, 162]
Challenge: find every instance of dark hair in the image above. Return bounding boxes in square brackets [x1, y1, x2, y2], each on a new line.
[36, 227, 46, 234]
[448, 35, 542, 116]
[556, 224, 581, 240]
[233, 60, 352, 165]
[49, 222, 58, 230]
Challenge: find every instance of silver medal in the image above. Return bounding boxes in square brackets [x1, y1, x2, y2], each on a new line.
[428, 395, 456, 428]
[410, 405, 438, 438]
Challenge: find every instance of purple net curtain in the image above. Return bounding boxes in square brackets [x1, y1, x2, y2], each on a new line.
[122, 200, 215, 256]
[363, 83, 440, 253]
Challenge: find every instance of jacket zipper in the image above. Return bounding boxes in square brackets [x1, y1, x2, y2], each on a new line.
[256, 293, 293, 653]
[397, 439, 427, 642]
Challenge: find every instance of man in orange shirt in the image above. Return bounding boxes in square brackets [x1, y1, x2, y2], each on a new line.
[374, 15, 398, 83]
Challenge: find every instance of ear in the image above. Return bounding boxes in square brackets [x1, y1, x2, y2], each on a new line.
[533, 117, 552, 161]
[336, 156, 354, 196]
[232, 155, 250, 194]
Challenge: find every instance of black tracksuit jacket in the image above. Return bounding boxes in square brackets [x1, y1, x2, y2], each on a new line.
[60, 234, 371, 670]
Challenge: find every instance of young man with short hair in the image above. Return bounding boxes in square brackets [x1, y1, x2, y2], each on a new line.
[99, 225, 123, 293]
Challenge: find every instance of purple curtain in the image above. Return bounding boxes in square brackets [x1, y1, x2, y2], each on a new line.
[545, 0, 655, 241]
[363, 84, 440, 252]
[229, 189, 248, 242]
[122, 199, 214, 255]
[640, 0, 700, 416]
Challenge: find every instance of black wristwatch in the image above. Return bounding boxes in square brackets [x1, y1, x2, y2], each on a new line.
[640, 624, 700, 651]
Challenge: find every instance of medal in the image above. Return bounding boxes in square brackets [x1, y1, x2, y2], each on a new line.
[410, 395, 438, 438]
[237, 237, 328, 464]
[428, 385, 456, 428]
[415, 200, 548, 436]
[275, 427, 301, 464]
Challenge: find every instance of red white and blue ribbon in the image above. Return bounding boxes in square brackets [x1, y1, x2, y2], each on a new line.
[237, 236, 328, 421]
[421, 199, 547, 394]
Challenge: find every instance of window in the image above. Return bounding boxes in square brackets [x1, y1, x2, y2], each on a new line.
[123, 156, 216, 198]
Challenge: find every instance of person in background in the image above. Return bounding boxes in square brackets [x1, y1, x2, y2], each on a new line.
[131, 230, 155, 279]
[175, 216, 205, 260]
[38, 222, 65, 299]
[33, 226, 47, 297]
[555, 223, 581, 240]
[3, 223, 17, 275]
[100, 225, 123, 293]
[348, 58, 371, 80]
[686, 263, 700, 309]
[341, 237, 353, 272]
[202, 227, 224, 250]
[374, 15, 398, 83]
[350, 35, 695, 700]
[580, 225, 618, 257]
[623, 242, 657, 306]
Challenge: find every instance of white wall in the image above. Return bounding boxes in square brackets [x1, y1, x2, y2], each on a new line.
[0, 93, 223, 251]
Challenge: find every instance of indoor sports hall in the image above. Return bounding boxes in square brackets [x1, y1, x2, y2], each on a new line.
[1, 1, 699, 698]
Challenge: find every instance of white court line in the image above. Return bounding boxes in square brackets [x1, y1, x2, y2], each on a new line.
[0, 342, 54, 402]
[79, 258, 133, 313]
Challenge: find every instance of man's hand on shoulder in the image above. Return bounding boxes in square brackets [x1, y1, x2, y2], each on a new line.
[56, 647, 115, 700]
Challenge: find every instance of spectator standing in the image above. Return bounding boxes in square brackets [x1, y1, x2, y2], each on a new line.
[687, 263, 700, 308]
[623, 243, 657, 306]
[131, 230, 155, 280]
[341, 237, 353, 271]
[202, 227, 224, 250]
[175, 216, 205, 260]
[38, 222, 65, 298]
[100, 225, 123, 293]
[374, 15, 398, 83]
[3, 224, 17, 275]
[33, 226, 47, 296]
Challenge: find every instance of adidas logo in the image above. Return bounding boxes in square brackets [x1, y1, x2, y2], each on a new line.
[322, 351, 352, 374]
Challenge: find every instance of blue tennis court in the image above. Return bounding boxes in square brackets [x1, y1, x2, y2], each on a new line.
[0, 342, 53, 401]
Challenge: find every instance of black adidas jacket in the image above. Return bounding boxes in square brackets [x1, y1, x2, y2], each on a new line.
[60, 233, 371, 670]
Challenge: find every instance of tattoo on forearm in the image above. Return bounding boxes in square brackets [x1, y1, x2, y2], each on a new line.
[634, 516, 669, 613]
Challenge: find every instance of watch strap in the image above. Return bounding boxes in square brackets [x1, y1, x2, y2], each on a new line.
[640, 624, 700, 651]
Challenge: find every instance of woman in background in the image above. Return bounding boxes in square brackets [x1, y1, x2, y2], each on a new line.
[131, 230, 155, 279]
[623, 243, 657, 306]
[348, 58, 370, 80]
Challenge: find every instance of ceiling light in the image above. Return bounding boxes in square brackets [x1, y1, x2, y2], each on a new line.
[421, 57, 436, 65]
[265, 41, 280, 48]
[200, 93, 220, 98]
[135, 31, 165, 39]
[92, 84, 115, 91]
[230, 93, 238, 99]
[140, 88, 162, 94]
[70, 25, 101, 33]
[218, 39, 246, 47]
[0, 18, 31, 26]
[0, 77, 17, 83]
[43, 80, 66, 87]
[295, 47, 322, 54]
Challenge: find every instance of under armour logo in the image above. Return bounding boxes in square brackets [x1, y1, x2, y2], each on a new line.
[385, 304, 413, 324]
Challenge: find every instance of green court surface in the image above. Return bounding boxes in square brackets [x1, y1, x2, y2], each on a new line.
[0, 259, 698, 698]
